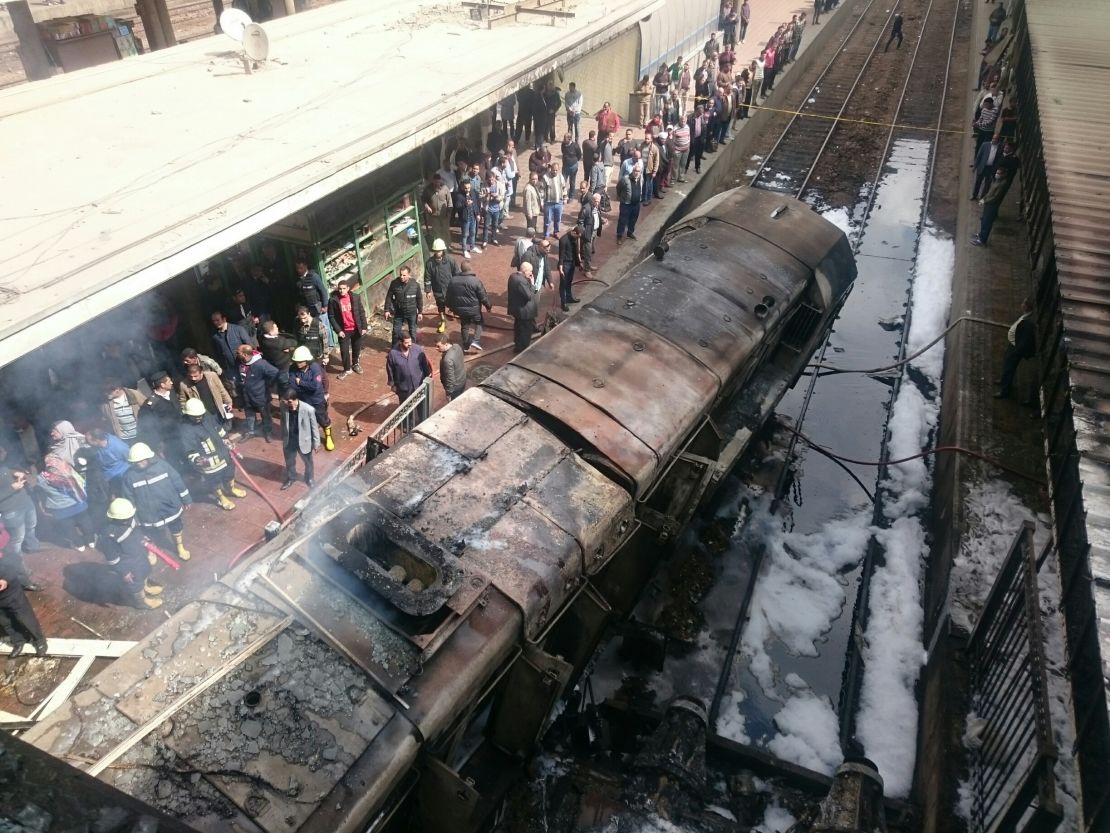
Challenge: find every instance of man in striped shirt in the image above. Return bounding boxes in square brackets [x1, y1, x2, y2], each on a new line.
[101, 381, 145, 445]
[672, 120, 691, 183]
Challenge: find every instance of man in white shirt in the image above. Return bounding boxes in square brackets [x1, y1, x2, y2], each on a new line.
[564, 82, 584, 143]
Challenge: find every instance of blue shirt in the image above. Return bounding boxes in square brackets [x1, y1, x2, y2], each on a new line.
[97, 434, 131, 480]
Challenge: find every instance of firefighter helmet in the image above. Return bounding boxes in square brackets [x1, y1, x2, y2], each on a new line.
[107, 498, 137, 520]
[291, 346, 314, 363]
[127, 442, 155, 463]
[182, 399, 207, 417]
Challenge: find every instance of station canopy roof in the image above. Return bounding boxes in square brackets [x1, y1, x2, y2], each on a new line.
[0, 0, 660, 366]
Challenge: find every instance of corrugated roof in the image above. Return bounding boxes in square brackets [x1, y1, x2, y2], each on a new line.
[1025, 0, 1110, 692]
[0, 0, 661, 366]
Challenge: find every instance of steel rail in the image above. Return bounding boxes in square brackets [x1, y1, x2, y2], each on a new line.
[748, 0, 899, 194]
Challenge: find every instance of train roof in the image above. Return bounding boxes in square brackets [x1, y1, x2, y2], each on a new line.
[483, 188, 855, 496]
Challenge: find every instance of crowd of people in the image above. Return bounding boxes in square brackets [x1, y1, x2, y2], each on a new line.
[1, 2, 817, 655]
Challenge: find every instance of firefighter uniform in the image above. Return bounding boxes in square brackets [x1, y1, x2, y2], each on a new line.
[101, 500, 162, 609]
[122, 444, 192, 561]
[180, 401, 246, 510]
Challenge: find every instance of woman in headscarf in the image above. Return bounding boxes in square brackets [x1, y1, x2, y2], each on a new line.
[48, 420, 84, 467]
[36, 452, 95, 551]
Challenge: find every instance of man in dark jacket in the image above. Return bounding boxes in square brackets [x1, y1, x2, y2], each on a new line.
[236, 345, 279, 441]
[522, 237, 554, 295]
[386, 335, 433, 403]
[436, 335, 467, 401]
[99, 498, 162, 609]
[617, 169, 645, 242]
[508, 266, 539, 353]
[141, 371, 182, 460]
[294, 258, 332, 350]
[258, 319, 296, 390]
[0, 447, 42, 590]
[578, 192, 604, 273]
[445, 266, 493, 352]
[0, 558, 47, 656]
[290, 346, 334, 451]
[385, 267, 423, 345]
[557, 226, 584, 312]
[328, 280, 368, 379]
[424, 239, 460, 335]
[122, 442, 192, 562]
[995, 298, 1037, 401]
[210, 310, 254, 397]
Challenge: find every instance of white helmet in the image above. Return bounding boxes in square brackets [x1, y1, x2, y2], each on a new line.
[127, 442, 155, 463]
[106, 498, 136, 520]
[431, 238, 448, 252]
[182, 399, 207, 417]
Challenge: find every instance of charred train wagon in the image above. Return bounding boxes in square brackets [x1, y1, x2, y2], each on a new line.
[24, 188, 855, 833]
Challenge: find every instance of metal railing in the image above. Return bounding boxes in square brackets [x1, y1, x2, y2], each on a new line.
[368, 376, 435, 453]
[966, 521, 1061, 833]
[323, 377, 435, 488]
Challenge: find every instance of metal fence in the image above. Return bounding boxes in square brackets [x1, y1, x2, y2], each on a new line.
[323, 377, 435, 488]
[966, 521, 1061, 833]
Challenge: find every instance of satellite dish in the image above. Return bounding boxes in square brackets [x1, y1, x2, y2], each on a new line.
[219, 8, 252, 42]
[242, 23, 269, 62]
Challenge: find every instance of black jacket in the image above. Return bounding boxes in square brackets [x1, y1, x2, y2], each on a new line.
[122, 458, 191, 527]
[445, 270, 491, 318]
[424, 254, 460, 299]
[259, 331, 297, 371]
[1011, 316, 1036, 360]
[558, 232, 582, 265]
[578, 203, 602, 241]
[386, 278, 423, 318]
[98, 518, 151, 585]
[238, 356, 279, 409]
[141, 392, 181, 446]
[507, 271, 538, 320]
[522, 248, 553, 288]
[211, 323, 254, 371]
[328, 292, 368, 334]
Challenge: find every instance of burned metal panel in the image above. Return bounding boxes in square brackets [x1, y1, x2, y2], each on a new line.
[361, 432, 471, 519]
[408, 418, 569, 546]
[678, 186, 850, 271]
[523, 453, 635, 576]
[153, 628, 394, 833]
[462, 498, 583, 639]
[414, 387, 528, 459]
[404, 589, 522, 739]
[482, 363, 657, 490]
[506, 306, 720, 471]
[253, 555, 420, 692]
[588, 270, 761, 387]
[489, 644, 573, 754]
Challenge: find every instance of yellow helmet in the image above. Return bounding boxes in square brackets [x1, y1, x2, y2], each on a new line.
[291, 346, 314, 363]
[182, 399, 207, 417]
[127, 442, 155, 463]
[107, 498, 136, 520]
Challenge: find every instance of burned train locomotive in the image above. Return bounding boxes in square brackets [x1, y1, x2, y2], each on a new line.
[24, 188, 855, 833]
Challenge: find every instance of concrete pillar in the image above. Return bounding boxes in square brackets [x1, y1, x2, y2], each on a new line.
[6, 2, 53, 81]
[135, 0, 176, 50]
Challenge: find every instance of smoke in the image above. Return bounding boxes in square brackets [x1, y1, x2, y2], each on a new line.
[0, 287, 180, 457]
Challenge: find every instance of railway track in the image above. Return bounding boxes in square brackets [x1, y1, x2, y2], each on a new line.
[748, 0, 899, 196]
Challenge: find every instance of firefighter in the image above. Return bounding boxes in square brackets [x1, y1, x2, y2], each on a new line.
[101, 498, 163, 609]
[179, 399, 245, 510]
[122, 443, 192, 562]
[290, 346, 334, 451]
